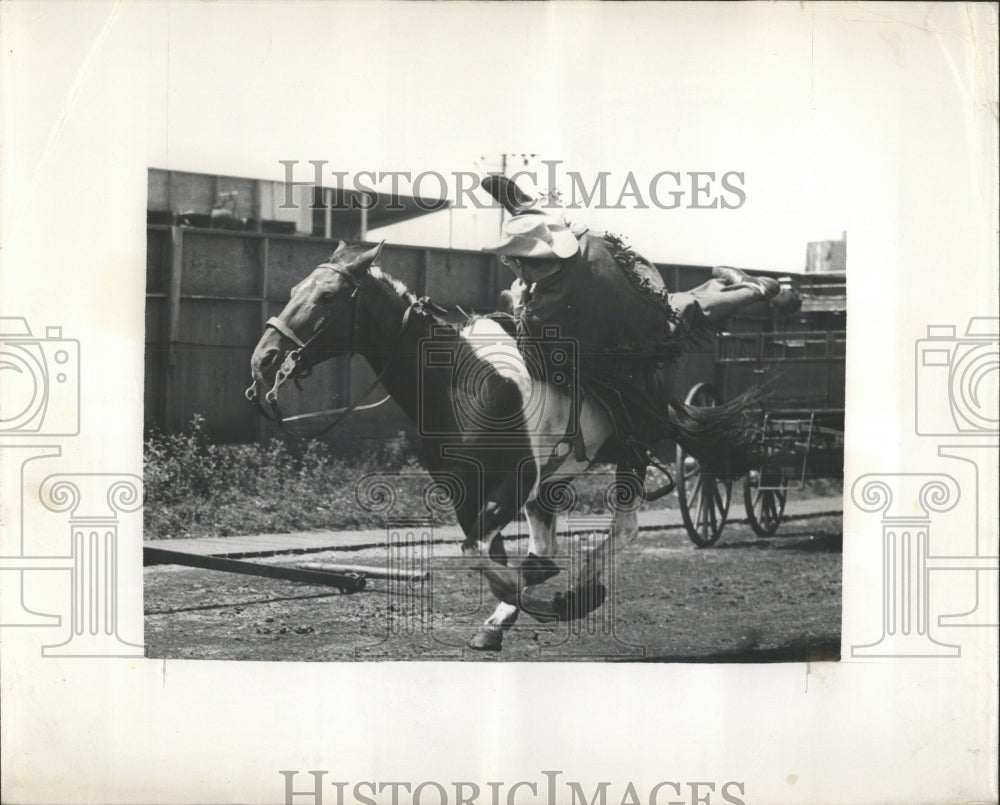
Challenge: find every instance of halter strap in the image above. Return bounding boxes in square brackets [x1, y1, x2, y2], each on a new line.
[265, 316, 308, 349]
[264, 263, 365, 355]
[258, 300, 416, 440]
[249, 262, 448, 439]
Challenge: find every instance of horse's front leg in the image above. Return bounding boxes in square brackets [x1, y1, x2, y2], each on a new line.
[469, 495, 561, 651]
[457, 487, 525, 595]
[469, 601, 520, 652]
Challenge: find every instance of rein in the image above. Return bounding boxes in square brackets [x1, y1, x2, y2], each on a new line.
[245, 262, 446, 440]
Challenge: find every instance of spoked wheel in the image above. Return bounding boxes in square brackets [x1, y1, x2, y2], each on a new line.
[743, 469, 788, 537]
[676, 383, 733, 548]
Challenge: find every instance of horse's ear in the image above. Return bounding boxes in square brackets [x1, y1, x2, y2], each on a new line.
[329, 240, 348, 261]
[350, 240, 385, 276]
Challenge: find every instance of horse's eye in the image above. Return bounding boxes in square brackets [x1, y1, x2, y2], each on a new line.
[318, 290, 336, 303]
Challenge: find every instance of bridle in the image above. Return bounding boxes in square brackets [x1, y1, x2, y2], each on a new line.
[245, 262, 445, 439]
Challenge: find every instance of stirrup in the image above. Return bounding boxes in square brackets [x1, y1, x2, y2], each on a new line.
[643, 452, 677, 501]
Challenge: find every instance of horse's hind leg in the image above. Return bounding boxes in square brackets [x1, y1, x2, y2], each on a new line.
[470, 494, 561, 651]
[555, 467, 643, 621]
[519, 495, 560, 582]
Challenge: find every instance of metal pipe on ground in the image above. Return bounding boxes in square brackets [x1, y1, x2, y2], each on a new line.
[144, 547, 366, 592]
[298, 562, 429, 583]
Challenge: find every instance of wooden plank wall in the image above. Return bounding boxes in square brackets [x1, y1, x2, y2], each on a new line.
[144, 227, 510, 445]
[145, 229, 844, 447]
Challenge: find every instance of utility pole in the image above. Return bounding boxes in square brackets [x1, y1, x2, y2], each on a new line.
[499, 152, 507, 240]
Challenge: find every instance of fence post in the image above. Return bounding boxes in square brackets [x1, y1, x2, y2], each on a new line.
[163, 226, 184, 432]
[419, 249, 430, 298]
[484, 252, 499, 311]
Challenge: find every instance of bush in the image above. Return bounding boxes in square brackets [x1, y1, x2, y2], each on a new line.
[143, 418, 665, 541]
[143, 418, 438, 539]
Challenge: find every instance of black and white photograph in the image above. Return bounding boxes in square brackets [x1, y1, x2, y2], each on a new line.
[1, 2, 996, 803]
[142, 162, 846, 662]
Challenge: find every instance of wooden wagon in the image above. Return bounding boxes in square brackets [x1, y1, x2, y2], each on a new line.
[650, 272, 847, 547]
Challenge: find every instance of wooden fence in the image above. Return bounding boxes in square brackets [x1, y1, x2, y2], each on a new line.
[145, 225, 834, 447]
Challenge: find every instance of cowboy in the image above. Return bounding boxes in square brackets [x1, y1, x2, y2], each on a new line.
[487, 212, 783, 347]
[480, 176, 789, 470]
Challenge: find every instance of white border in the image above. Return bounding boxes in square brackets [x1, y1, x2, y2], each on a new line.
[1, 3, 997, 804]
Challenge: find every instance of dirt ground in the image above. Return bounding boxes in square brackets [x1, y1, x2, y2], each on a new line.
[144, 512, 841, 663]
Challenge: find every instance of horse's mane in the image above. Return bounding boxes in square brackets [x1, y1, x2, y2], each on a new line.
[335, 246, 452, 329]
[369, 264, 416, 304]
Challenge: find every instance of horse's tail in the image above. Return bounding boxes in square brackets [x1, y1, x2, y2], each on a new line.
[664, 386, 766, 478]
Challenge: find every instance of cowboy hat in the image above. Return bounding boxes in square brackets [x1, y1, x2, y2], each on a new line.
[480, 174, 539, 216]
[483, 214, 580, 260]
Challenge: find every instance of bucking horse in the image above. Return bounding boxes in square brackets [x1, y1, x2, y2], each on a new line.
[246, 240, 764, 651]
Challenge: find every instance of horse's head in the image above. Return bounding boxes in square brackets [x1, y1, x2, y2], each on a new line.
[246, 240, 384, 413]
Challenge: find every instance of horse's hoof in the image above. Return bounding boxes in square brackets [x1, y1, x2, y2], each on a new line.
[553, 582, 607, 621]
[517, 592, 560, 624]
[517, 553, 561, 586]
[468, 628, 504, 652]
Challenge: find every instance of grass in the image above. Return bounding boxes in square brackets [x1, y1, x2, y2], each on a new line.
[144, 415, 842, 541]
[144, 415, 422, 539]
[143, 416, 622, 540]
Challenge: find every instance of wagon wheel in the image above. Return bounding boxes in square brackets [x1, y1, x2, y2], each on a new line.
[676, 383, 732, 548]
[743, 469, 787, 537]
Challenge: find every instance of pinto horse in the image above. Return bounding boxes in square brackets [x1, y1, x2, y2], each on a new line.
[247, 241, 759, 651]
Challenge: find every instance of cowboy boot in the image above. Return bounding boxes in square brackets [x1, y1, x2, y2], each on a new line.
[712, 265, 780, 299]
